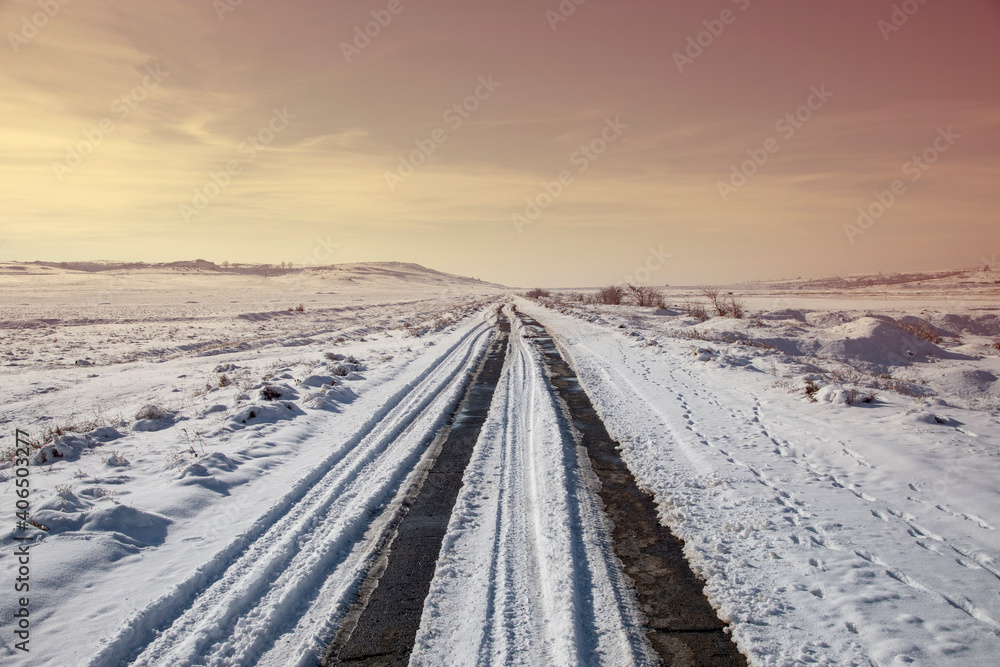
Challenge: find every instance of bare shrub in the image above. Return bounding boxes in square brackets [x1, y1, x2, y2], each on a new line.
[672, 328, 711, 342]
[804, 380, 819, 402]
[625, 284, 664, 308]
[727, 295, 745, 319]
[899, 321, 941, 344]
[682, 299, 709, 321]
[874, 373, 927, 397]
[526, 288, 551, 298]
[596, 285, 625, 305]
[846, 389, 877, 405]
[260, 385, 282, 401]
[135, 404, 169, 421]
[699, 287, 727, 317]
[993, 337, 1000, 351]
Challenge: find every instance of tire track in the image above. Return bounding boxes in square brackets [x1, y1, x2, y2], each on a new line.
[516, 312, 747, 666]
[85, 315, 496, 667]
[325, 313, 511, 665]
[411, 306, 655, 666]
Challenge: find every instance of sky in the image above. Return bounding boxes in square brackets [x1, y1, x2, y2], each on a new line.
[1, 0, 998, 287]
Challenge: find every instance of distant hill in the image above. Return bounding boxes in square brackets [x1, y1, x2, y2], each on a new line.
[739, 267, 1000, 292]
[0, 259, 507, 289]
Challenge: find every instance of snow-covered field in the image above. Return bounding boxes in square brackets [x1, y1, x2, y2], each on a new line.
[522, 270, 1000, 665]
[2, 263, 999, 665]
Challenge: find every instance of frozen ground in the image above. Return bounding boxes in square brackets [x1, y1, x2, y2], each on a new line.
[522, 269, 1000, 665]
[1, 263, 998, 665]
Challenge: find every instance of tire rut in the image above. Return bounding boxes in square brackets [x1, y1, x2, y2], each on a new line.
[515, 310, 747, 667]
[323, 312, 511, 665]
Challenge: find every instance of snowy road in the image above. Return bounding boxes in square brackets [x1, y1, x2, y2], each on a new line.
[84, 314, 496, 667]
[13, 286, 994, 665]
[410, 308, 658, 666]
[72, 301, 748, 666]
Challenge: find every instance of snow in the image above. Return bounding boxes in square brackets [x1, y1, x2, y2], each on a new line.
[2, 261, 999, 665]
[518, 288, 1000, 666]
[0, 263, 503, 665]
[412, 309, 654, 666]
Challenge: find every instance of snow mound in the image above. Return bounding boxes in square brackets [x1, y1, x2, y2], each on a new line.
[817, 316, 959, 370]
[906, 410, 966, 428]
[939, 313, 1000, 336]
[132, 404, 176, 432]
[258, 383, 298, 401]
[692, 347, 717, 362]
[814, 384, 876, 406]
[197, 451, 238, 472]
[230, 402, 304, 427]
[299, 374, 335, 388]
[32, 434, 91, 464]
[302, 385, 359, 411]
[175, 453, 238, 492]
[104, 452, 131, 468]
[32, 488, 89, 532]
[936, 368, 998, 397]
[90, 426, 123, 442]
[82, 504, 171, 547]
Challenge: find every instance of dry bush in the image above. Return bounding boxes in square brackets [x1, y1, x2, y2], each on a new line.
[698, 288, 745, 318]
[846, 388, 878, 405]
[899, 321, 942, 344]
[671, 328, 711, 342]
[596, 285, 625, 305]
[804, 380, 819, 402]
[135, 404, 169, 421]
[874, 373, 927, 397]
[700, 287, 727, 317]
[260, 385, 283, 401]
[830, 367, 868, 387]
[526, 288, 551, 298]
[682, 299, 709, 321]
[992, 337, 1000, 351]
[625, 284, 664, 308]
[727, 295, 745, 319]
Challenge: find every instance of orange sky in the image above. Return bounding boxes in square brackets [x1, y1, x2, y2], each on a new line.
[1, 0, 998, 286]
